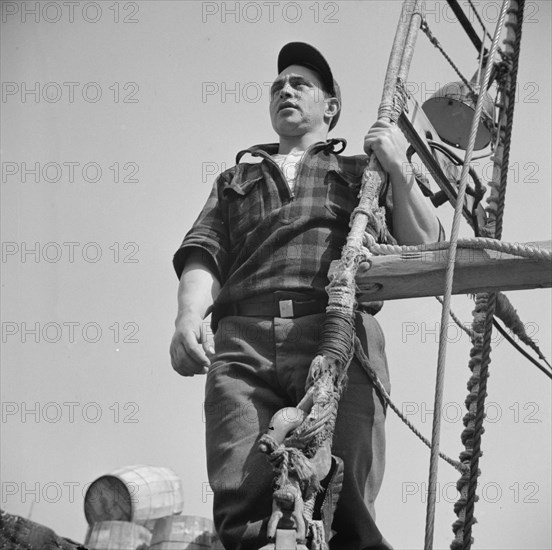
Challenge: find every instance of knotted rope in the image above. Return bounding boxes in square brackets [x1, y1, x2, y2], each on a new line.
[423, 2, 510, 548]
[451, 3, 524, 549]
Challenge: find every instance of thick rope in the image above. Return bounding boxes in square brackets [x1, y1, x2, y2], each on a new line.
[451, 3, 524, 549]
[451, 294, 493, 550]
[495, 292, 550, 364]
[423, 3, 510, 548]
[461, 292, 497, 550]
[367, 238, 552, 261]
[288, 312, 354, 456]
[489, 8, 522, 240]
[435, 295, 552, 376]
[258, 433, 320, 495]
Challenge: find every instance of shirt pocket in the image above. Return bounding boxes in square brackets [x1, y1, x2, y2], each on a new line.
[223, 176, 265, 248]
[324, 169, 360, 221]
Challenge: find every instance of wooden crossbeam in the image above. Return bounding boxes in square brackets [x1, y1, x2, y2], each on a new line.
[348, 240, 551, 303]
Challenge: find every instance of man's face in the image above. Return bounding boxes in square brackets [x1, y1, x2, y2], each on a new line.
[269, 64, 333, 137]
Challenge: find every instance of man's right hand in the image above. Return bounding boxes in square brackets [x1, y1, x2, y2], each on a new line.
[170, 315, 215, 376]
[170, 249, 220, 377]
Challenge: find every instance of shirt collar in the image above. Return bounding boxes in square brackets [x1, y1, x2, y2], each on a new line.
[235, 138, 347, 164]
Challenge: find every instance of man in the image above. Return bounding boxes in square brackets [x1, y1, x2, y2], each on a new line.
[170, 42, 440, 549]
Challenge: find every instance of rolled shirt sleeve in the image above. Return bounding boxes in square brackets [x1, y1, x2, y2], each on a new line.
[173, 175, 230, 283]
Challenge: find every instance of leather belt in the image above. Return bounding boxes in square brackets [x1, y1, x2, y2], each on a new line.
[227, 292, 327, 319]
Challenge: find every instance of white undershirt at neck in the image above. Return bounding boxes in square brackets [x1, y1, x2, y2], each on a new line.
[272, 150, 304, 193]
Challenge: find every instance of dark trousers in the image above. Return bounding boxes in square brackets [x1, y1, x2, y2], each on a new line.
[204, 312, 393, 550]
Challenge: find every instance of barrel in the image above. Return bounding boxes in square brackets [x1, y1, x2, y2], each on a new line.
[86, 521, 152, 550]
[84, 465, 184, 526]
[150, 515, 214, 549]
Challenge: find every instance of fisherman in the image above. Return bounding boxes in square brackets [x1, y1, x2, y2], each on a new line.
[170, 42, 441, 550]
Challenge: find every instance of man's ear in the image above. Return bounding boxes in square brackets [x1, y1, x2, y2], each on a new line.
[325, 97, 340, 124]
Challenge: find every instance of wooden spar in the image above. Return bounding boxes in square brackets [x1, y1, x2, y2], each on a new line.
[377, 1, 417, 121]
[344, 240, 552, 302]
[333, 0, 423, 316]
[340, 0, 420, 274]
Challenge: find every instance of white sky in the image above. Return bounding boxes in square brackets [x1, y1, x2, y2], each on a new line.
[1, 1, 550, 548]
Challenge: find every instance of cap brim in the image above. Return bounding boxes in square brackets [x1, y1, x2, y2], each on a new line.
[277, 42, 335, 96]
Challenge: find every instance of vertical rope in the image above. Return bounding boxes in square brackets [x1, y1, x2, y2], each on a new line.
[423, 2, 510, 549]
[461, 292, 497, 550]
[488, 2, 524, 240]
[451, 2, 524, 548]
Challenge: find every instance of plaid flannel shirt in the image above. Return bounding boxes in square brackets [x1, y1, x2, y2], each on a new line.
[173, 138, 395, 326]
